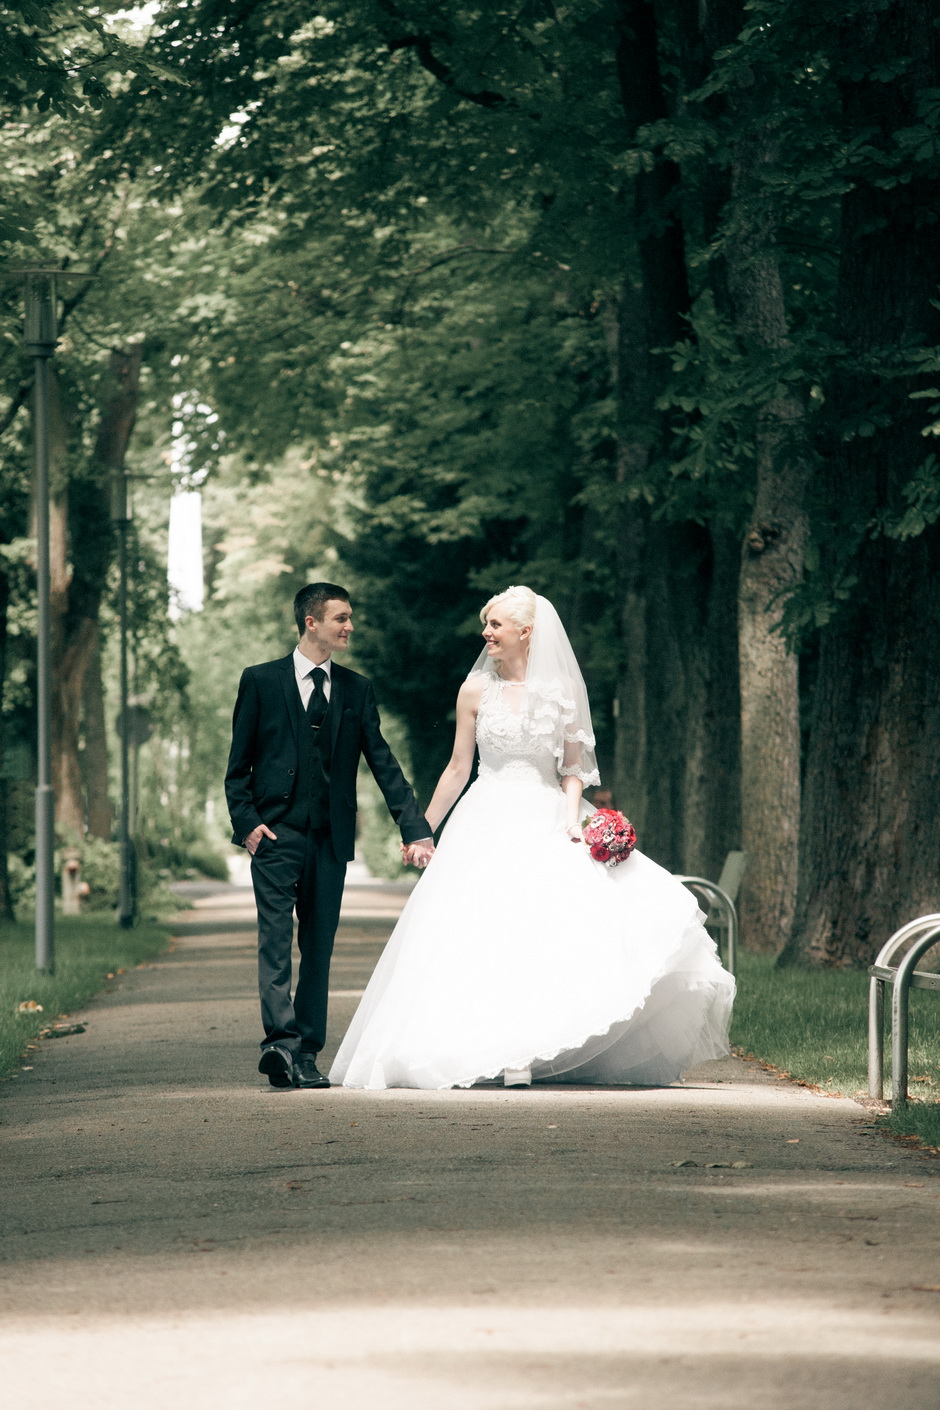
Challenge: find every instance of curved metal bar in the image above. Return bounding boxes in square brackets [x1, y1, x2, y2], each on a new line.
[890, 924, 940, 1109]
[677, 877, 737, 978]
[872, 914, 940, 973]
[867, 914, 940, 1100]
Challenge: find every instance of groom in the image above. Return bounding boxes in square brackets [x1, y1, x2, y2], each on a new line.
[225, 582, 433, 1090]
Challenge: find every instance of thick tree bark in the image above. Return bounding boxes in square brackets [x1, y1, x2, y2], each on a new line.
[735, 401, 808, 951]
[609, 3, 743, 876]
[725, 125, 811, 952]
[50, 346, 141, 837]
[46, 376, 85, 836]
[612, 492, 650, 835]
[0, 546, 14, 921]
[629, 518, 741, 875]
[780, 0, 940, 966]
[674, 522, 741, 879]
[607, 330, 741, 878]
[642, 518, 685, 865]
[609, 3, 693, 844]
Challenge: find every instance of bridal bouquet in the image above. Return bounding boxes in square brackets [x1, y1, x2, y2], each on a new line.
[582, 809, 636, 868]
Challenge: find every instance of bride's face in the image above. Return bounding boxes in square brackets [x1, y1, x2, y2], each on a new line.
[482, 606, 530, 663]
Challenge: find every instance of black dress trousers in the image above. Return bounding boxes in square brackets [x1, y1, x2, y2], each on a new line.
[250, 822, 346, 1056]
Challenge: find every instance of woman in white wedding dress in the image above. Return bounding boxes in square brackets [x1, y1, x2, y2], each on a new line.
[330, 586, 734, 1090]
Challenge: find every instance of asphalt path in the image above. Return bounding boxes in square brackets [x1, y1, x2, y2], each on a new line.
[1, 870, 938, 1409]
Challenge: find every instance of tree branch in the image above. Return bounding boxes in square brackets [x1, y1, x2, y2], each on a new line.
[373, 0, 512, 109]
[405, 244, 515, 276]
[387, 32, 511, 108]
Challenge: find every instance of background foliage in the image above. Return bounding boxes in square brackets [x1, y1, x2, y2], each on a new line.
[2, 0, 939, 973]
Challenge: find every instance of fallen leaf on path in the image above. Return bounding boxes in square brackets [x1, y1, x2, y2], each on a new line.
[42, 1022, 87, 1038]
[904, 1182, 925, 1188]
[17, 1001, 43, 1013]
[910, 1285, 940, 1293]
[786, 1139, 800, 1144]
[671, 1160, 698, 1167]
[731, 1161, 753, 1168]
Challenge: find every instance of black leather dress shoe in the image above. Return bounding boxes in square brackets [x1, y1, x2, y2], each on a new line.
[294, 1054, 330, 1089]
[258, 1045, 294, 1088]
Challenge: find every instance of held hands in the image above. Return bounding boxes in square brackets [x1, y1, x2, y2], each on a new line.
[245, 823, 277, 855]
[401, 837, 435, 869]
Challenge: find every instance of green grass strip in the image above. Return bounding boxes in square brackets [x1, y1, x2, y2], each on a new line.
[0, 917, 169, 1081]
[730, 952, 940, 1149]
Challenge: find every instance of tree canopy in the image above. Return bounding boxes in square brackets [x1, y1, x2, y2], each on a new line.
[2, 0, 939, 961]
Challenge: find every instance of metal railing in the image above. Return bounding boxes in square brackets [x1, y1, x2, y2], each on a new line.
[868, 914, 940, 1108]
[677, 877, 737, 977]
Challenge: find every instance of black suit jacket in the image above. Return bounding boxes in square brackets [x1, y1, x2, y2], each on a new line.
[224, 654, 430, 862]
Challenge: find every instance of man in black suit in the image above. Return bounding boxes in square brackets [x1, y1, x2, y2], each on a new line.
[225, 582, 433, 1090]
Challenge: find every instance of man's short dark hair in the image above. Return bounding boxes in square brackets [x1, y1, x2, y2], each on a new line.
[293, 582, 351, 635]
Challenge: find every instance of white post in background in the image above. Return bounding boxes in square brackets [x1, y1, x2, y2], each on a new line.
[167, 489, 205, 618]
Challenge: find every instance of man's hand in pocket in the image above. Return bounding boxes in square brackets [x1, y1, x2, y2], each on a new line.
[245, 824, 277, 856]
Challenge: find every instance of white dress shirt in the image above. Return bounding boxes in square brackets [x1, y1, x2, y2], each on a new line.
[292, 646, 332, 708]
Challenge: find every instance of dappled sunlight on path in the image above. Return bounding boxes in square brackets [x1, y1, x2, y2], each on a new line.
[1, 879, 938, 1408]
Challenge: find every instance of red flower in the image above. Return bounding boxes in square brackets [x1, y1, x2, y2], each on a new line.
[581, 809, 636, 868]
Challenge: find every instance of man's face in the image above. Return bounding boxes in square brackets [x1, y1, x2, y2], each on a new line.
[306, 599, 353, 655]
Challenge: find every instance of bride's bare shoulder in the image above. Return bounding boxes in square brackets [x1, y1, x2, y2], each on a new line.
[457, 673, 487, 710]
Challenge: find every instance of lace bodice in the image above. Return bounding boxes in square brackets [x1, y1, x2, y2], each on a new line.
[475, 676, 600, 787]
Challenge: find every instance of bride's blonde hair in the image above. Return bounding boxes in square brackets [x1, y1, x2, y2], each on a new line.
[480, 585, 537, 630]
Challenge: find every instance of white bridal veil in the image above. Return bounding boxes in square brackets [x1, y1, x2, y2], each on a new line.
[468, 593, 600, 787]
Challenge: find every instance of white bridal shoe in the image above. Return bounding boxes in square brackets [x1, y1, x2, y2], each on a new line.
[503, 1066, 532, 1087]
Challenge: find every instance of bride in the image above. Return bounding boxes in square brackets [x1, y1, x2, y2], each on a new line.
[330, 586, 735, 1090]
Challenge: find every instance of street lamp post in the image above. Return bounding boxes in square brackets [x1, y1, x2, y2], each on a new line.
[112, 467, 136, 928]
[24, 275, 58, 973]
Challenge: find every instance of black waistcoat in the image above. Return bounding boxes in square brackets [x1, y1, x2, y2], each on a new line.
[282, 685, 331, 831]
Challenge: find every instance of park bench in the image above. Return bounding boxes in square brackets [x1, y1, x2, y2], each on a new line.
[868, 914, 940, 1109]
[677, 851, 747, 979]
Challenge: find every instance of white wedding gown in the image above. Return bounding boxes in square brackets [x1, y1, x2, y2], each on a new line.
[331, 676, 735, 1090]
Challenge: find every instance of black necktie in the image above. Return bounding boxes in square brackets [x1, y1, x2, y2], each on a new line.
[306, 667, 327, 729]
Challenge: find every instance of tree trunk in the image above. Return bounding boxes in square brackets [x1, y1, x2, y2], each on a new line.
[46, 375, 85, 836]
[780, 0, 940, 967]
[609, 436, 742, 879]
[642, 518, 686, 867]
[50, 346, 141, 837]
[725, 125, 811, 953]
[659, 0, 745, 881]
[613, 493, 650, 834]
[0, 545, 14, 921]
[82, 624, 113, 839]
[609, 3, 693, 840]
[675, 522, 741, 880]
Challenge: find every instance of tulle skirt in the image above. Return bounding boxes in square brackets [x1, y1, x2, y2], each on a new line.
[330, 768, 735, 1090]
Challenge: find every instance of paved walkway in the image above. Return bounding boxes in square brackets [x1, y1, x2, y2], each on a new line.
[1, 874, 938, 1409]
